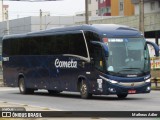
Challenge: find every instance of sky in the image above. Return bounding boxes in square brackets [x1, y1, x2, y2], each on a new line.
[3, 0, 85, 20]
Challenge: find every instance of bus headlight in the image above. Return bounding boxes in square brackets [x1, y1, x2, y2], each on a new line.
[110, 80, 118, 84]
[145, 79, 151, 83]
[99, 75, 118, 84]
[146, 86, 151, 91]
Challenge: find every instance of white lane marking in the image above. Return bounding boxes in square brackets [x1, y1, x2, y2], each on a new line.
[0, 87, 18, 91]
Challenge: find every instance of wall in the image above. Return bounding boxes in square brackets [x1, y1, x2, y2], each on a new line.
[0, 17, 31, 36]
[76, 12, 160, 32]
[0, 16, 85, 36]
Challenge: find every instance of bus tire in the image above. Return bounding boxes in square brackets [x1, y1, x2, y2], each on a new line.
[48, 90, 61, 95]
[18, 77, 34, 94]
[80, 80, 92, 99]
[117, 93, 128, 99]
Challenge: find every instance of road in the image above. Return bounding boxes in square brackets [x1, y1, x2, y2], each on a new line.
[0, 87, 160, 111]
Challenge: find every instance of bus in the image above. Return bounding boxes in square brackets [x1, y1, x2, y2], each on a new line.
[2, 24, 159, 99]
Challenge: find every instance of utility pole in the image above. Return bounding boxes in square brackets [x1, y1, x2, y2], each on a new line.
[139, 0, 144, 35]
[2, 0, 4, 21]
[85, 0, 89, 24]
[40, 9, 42, 30]
[5, 9, 9, 35]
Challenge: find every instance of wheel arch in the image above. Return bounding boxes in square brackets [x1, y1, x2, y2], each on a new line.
[77, 75, 90, 92]
[17, 73, 25, 86]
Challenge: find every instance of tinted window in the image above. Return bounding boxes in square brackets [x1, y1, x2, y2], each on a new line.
[3, 32, 88, 57]
[84, 31, 100, 58]
[69, 33, 87, 57]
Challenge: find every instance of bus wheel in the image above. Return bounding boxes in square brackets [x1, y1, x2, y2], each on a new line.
[80, 80, 92, 99]
[18, 77, 34, 94]
[117, 93, 128, 99]
[48, 90, 61, 95]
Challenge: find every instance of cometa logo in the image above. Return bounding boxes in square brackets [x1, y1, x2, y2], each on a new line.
[55, 59, 77, 68]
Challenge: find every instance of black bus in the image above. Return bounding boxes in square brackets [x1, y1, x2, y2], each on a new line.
[2, 24, 159, 99]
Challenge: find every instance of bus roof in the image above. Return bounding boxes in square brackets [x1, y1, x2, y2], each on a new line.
[3, 24, 142, 40]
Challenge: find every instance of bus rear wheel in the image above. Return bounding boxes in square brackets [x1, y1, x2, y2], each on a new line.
[80, 80, 92, 99]
[117, 93, 128, 99]
[18, 77, 34, 94]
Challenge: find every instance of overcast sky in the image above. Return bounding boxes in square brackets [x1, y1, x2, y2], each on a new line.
[3, 0, 85, 20]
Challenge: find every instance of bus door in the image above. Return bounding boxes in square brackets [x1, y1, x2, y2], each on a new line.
[90, 42, 109, 92]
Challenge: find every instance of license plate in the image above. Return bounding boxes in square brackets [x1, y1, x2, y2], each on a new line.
[128, 90, 136, 94]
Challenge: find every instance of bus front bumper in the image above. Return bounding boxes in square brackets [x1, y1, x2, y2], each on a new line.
[105, 82, 151, 95]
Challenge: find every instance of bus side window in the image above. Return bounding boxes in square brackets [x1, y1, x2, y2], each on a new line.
[93, 45, 104, 72]
[84, 31, 101, 57]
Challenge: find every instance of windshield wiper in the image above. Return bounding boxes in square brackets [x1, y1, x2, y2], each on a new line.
[118, 67, 143, 74]
[122, 67, 142, 70]
[108, 71, 125, 76]
[122, 67, 143, 72]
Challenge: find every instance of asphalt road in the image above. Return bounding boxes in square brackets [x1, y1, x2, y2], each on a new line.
[0, 87, 160, 111]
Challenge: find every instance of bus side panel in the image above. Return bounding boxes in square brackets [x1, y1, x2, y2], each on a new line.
[51, 56, 85, 92]
[3, 56, 18, 87]
[3, 56, 55, 89]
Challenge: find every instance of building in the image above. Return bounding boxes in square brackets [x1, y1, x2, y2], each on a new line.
[98, 0, 135, 16]
[131, 0, 160, 45]
[98, 0, 111, 16]
[75, 11, 85, 16]
[88, 0, 99, 16]
[131, 0, 160, 15]
[76, 11, 160, 46]
[111, 0, 135, 16]
[75, 0, 135, 17]
[76, 0, 99, 17]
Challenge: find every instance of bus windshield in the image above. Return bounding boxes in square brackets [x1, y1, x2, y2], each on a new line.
[105, 37, 150, 77]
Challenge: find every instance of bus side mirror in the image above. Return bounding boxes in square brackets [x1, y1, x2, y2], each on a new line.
[101, 43, 109, 57]
[146, 41, 159, 57]
[90, 41, 109, 57]
[104, 49, 109, 57]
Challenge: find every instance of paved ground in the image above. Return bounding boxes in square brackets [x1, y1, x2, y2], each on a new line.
[0, 87, 160, 111]
[0, 87, 159, 120]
